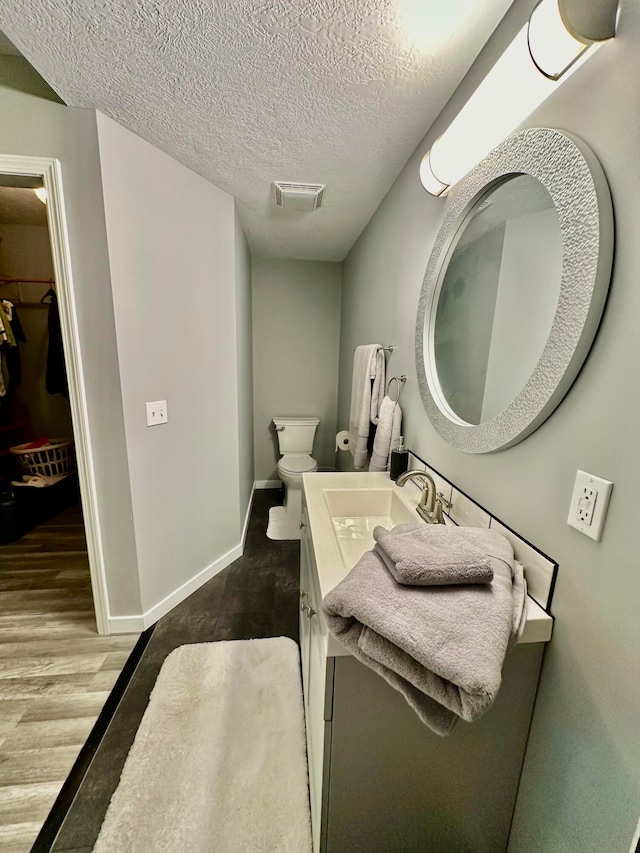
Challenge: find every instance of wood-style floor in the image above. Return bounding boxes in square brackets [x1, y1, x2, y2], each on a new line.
[0, 504, 139, 853]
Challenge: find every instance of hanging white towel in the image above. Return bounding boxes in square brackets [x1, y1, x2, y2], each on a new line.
[369, 396, 402, 472]
[349, 345, 386, 469]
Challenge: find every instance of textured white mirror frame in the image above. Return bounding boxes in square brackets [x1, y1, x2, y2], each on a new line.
[415, 127, 614, 453]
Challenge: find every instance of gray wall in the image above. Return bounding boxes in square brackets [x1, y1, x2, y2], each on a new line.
[0, 59, 255, 625]
[96, 112, 241, 614]
[337, 1, 640, 850]
[234, 204, 254, 523]
[0, 55, 141, 617]
[252, 258, 341, 481]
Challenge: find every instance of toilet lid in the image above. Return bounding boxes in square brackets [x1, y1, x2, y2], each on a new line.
[278, 454, 317, 474]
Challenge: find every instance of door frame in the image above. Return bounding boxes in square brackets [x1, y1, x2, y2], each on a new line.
[0, 153, 109, 633]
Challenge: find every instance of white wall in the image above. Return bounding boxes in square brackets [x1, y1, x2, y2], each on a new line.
[337, 0, 640, 849]
[434, 225, 504, 424]
[0, 222, 74, 438]
[96, 112, 242, 615]
[252, 258, 341, 481]
[234, 204, 254, 523]
[0, 56, 141, 618]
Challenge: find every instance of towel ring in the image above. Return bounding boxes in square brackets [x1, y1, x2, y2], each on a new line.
[387, 375, 406, 403]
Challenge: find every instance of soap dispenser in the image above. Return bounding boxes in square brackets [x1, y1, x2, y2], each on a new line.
[390, 436, 409, 481]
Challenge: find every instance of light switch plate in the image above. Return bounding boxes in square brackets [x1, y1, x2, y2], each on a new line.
[567, 469, 612, 541]
[145, 400, 168, 426]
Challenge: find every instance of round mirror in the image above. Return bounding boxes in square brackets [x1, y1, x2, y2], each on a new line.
[416, 128, 613, 453]
[433, 174, 562, 425]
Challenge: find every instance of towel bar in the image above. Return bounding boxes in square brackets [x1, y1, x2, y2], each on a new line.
[387, 375, 406, 403]
[352, 345, 395, 353]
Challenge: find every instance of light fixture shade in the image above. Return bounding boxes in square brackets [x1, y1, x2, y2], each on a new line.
[528, 0, 590, 80]
[419, 0, 618, 197]
[421, 27, 554, 195]
[33, 187, 47, 204]
[419, 151, 448, 196]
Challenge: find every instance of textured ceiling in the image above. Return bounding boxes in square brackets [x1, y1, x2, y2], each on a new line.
[0, 1, 514, 260]
[0, 187, 48, 226]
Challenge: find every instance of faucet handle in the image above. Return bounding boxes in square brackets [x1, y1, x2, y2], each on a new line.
[436, 492, 452, 510]
[431, 492, 453, 525]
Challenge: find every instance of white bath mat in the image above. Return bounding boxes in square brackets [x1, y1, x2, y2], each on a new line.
[94, 637, 312, 853]
[267, 505, 301, 540]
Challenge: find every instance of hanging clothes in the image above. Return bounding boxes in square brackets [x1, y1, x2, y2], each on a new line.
[0, 302, 9, 396]
[45, 293, 68, 397]
[5, 306, 25, 388]
[0, 301, 16, 347]
[0, 300, 23, 398]
[0, 356, 7, 398]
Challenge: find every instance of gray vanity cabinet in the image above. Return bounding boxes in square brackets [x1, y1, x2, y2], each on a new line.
[300, 500, 546, 853]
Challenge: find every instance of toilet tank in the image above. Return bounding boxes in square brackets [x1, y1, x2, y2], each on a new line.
[273, 417, 319, 453]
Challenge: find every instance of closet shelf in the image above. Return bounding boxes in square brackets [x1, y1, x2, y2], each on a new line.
[0, 277, 55, 286]
[0, 278, 56, 307]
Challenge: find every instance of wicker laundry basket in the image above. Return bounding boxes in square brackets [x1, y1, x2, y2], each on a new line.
[10, 439, 74, 478]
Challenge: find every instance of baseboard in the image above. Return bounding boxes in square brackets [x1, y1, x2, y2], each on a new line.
[241, 484, 256, 551]
[142, 543, 243, 629]
[107, 543, 243, 634]
[255, 479, 282, 489]
[107, 614, 146, 634]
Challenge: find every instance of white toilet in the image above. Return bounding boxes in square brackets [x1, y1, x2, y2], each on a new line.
[267, 416, 319, 540]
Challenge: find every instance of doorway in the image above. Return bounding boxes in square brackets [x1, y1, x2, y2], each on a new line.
[0, 177, 81, 531]
[0, 156, 109, 632]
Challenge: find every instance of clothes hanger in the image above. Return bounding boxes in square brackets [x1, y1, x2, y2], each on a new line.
[40, 287, 56, 304]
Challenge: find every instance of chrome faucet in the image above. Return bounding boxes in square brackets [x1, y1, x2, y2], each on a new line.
[395, 469, 452, 525]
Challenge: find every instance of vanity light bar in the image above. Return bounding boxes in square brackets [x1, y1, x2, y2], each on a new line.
[527, 0, 591, 80]
[420, 0, 619, 197]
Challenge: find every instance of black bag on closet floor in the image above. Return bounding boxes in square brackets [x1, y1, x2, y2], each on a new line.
[0, 472, 79, 543]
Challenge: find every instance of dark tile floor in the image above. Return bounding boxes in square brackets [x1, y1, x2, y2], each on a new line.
[47, 489, 300, 852]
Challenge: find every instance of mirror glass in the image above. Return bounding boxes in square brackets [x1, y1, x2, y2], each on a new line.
[433, 174, 562, 425]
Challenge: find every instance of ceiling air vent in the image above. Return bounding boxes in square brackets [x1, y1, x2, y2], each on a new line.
[273, 182, 325, 212]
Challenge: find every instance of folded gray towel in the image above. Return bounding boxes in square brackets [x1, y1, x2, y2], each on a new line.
[322, 537, 525, 736]
[373, 523, 499, 586]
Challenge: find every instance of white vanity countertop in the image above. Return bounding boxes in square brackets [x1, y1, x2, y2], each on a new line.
[303, 471, 553, 657]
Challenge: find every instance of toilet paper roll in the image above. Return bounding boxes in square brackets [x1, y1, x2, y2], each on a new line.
[335, 430, 351, 452]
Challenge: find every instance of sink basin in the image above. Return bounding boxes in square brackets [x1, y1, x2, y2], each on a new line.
[322, 488, 417, 568]
[303, 472, 553, 649]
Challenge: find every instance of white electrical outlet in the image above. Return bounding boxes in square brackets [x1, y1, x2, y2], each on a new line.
[576, 486, 596, 525]
[567, 469, 613, 541]
[145, 400, 168, 426]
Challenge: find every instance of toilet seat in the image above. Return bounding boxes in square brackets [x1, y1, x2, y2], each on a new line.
[278, 454, 318, 475]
